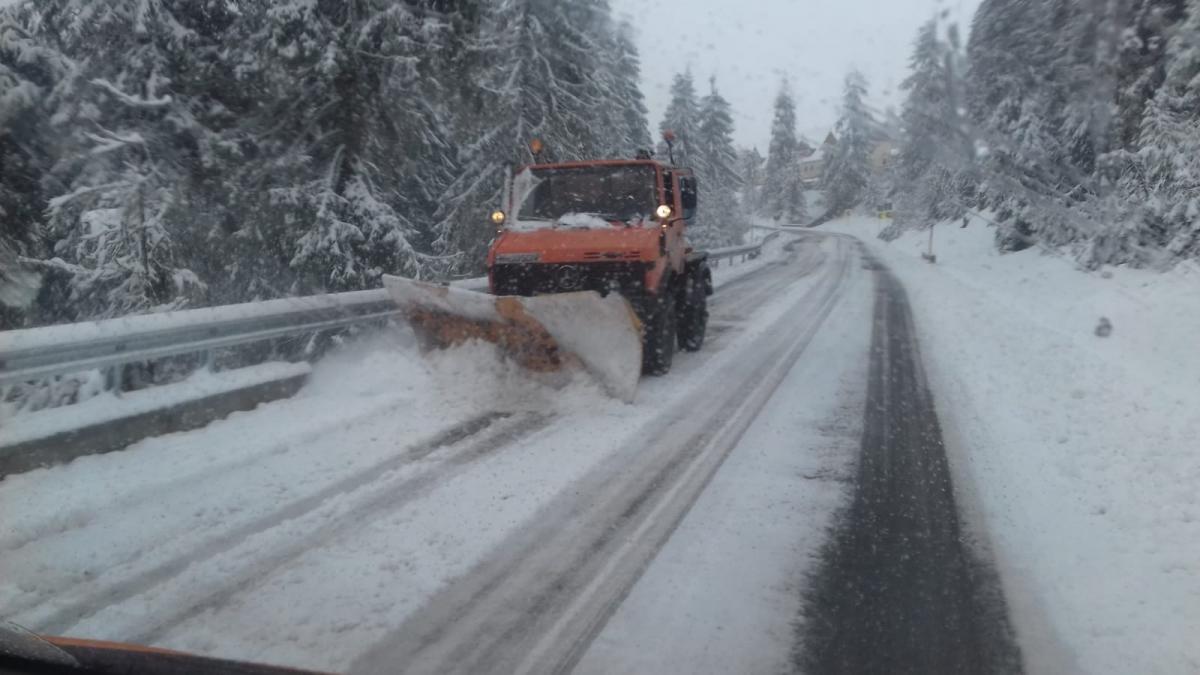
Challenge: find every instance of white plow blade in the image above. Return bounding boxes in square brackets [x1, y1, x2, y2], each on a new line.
[383, 276, 643, 402]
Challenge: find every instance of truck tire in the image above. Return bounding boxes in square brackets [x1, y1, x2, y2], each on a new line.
[642, 291, 676, 376]
[677, 270, 709, 352]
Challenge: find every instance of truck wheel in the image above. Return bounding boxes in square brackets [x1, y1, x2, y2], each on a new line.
[677, 272, 708, 352]
[642, 291, 676, 376]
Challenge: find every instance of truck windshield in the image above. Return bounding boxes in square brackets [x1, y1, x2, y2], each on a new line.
[517, 165, 657, 224]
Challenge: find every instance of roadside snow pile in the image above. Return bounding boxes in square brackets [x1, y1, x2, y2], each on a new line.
[824, 216, 1200, 675]
[0, 329, 610, 629]
[2, 362, 311, 448]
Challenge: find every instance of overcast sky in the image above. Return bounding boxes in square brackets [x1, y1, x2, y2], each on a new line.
[610, 0, 982, 150]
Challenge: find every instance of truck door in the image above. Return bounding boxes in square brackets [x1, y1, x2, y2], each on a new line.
[663, 171, 688, 272]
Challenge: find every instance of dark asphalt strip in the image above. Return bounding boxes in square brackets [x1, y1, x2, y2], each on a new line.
[796, 252, 1023, 675]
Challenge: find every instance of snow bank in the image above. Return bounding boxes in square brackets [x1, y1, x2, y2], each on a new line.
[823, 216, 1200, 674]
[1, 362, 311, 448]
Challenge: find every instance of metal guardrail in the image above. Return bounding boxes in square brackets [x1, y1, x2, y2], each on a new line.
[0, 234, 782, 387]
[0, 290, 399, 387]
[708, 232, 780, 267]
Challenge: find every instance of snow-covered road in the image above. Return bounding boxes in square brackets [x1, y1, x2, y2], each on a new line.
[824, 216, 1200, 674]
[1, 229, 1045, 674]
[4, 233, 925, 672]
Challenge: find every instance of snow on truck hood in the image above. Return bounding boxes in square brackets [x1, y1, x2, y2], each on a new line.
[509, 213, 650, 232]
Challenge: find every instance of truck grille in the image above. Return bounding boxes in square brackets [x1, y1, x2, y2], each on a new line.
[492, 262, 648, 297]
[581, 251, 642, 261]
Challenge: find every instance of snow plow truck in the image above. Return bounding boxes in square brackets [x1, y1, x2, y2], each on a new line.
[383, 143, 712, 402]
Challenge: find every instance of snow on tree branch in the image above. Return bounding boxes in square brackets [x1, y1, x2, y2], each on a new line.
[89, 78, 171, 108]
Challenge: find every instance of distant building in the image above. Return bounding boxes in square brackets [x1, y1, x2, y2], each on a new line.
[796, 128, 897, 187]
[797, 133, 835, 187]
[870, 139, 899, 172]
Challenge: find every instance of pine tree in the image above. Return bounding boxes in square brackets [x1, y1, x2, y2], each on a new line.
[32, 0, 239, 319]
[1108, 0, 1200, 262]
[881, 0, 1200, 266]
[3, 0, 667, 322]
[0, 7, 68, 327]
[761, 82, 807, 223]
[965, 0, 1099, 251]
[659, 70, 700, 166]
[237, 1, 459, 295]
[1109, 1, 1187, 153]
[889, 20, 972, 234]
[436, 0, 640, 272]
[609, 21, 653, 156]
[824, 71, 872, 215]
[738, 147, 766, 217]
[694, 77, 745, 245]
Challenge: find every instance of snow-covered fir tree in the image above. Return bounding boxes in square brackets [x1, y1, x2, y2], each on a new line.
[609, 20, 653, 156]
[1109, 0, 1200, 262]
[659, 70, 700, 167]
[738, 147, 766, 218]
[959, 0, 1197, 264]
[761, 81, 807, 223]
[242, 1, 455, 294]
[1108, 1, 1187, 154]
[823, 71, 872, 215]
[0, 7, 68, 327]
[888, 20, 972, 235]
[436, 0, 647, 272]
[964, 0, 1056, 250]
[32, 0, 236, 319]
[694, 77, 746, 246]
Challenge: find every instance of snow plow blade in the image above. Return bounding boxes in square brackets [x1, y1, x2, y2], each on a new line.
[382, 275, 643, 402]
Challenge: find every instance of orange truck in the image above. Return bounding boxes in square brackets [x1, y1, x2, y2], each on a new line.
[384, 147, 712, 402]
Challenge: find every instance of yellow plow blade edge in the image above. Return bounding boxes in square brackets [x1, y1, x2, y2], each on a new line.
[382, 275, 643, 402]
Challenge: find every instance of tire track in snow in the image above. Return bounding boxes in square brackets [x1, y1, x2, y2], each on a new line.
[28, 411, 527, 637]
[8, 238, 806, 637]
[124, 240, 826, 657]
[0, 393, 432, 557]
[796, 247, 1022, 674]
[125, 411, 557, 647]
[2, 242, 795, 559]
[712, 241, 826, 324]
[349, 236, 855, 675]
